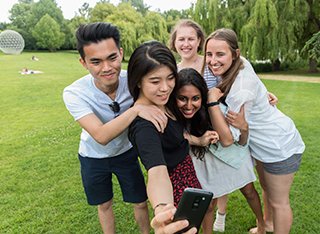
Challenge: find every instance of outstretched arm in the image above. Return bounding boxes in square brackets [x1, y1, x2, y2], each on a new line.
[129, 119, 174, 214]
[148, 166, 174, 210]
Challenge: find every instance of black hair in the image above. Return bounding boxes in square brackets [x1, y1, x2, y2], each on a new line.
[127, 41, 178, 104]
[173, 68, 212, 160]
[76, 22, 121, 59]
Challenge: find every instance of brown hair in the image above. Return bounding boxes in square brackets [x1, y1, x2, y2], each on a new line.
[203, 28, 244, 97]
[169, 19, 205, 53]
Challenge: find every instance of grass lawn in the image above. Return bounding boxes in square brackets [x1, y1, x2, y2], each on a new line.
[0, 51, 319, 233]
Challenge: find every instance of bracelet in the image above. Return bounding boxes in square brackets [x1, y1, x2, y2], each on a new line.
[207, 101, 220, 107]
[153, 203, 167, 210]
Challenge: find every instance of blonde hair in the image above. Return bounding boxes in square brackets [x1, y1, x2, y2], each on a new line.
[169, 19, 205, 53]
[203, 28, 243, 97]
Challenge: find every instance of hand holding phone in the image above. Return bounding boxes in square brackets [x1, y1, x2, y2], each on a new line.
[173, 188, 213, 233]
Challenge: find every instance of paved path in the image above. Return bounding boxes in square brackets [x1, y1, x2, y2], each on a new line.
[259, 74, 320, 83]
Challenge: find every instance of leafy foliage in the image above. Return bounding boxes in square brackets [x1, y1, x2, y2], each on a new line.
[0, 51, 319, 233]
[32, 14, 65, 51]
[89, 2, 117, 22]
[2, 0, 320, 72]
[121, 0, 150, 15]
[302, 31, 320, 62]
[241, 0, 279, 61]
[193, 0, 219, 34]
[162, 10, 183, 34]
[143, 12, 168, 43]
[105, 3, 145, 57]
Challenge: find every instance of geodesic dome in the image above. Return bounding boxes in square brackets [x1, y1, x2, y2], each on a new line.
[0, 30, 25, 54]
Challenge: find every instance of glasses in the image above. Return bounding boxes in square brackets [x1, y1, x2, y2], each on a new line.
[109, 101, 120, 118]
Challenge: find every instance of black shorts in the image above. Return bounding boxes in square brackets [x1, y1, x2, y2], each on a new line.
[78, 148, 147, 205]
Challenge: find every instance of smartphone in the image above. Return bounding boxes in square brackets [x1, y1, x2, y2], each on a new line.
[173, 188, 213, 233]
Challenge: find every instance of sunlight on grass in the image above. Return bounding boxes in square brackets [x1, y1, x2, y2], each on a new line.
[0, 51, 319, 233]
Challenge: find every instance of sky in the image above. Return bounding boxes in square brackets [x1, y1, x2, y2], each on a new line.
[0, 0, 196, 23]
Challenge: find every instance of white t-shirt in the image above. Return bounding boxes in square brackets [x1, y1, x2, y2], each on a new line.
[225, 59, 305, 163]
[63, 70, 133, 159]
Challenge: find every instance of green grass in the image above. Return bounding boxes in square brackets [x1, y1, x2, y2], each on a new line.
[261, 70, 320, 77]
[0, 51, 319, 233]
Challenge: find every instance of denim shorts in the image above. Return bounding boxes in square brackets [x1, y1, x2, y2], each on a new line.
[263, 153, 302, 175]
[78, 148, 147, 205]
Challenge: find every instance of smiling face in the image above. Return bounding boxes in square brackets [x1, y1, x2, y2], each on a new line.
[138, 65, 176, 107]
[205, 38, 238, 77]
[174, 26, 201, 61]
[80, 38, 123, 93]
[176, 84, 202, 119]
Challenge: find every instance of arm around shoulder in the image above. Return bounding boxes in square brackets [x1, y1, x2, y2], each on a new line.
[77, 107, 141, 145]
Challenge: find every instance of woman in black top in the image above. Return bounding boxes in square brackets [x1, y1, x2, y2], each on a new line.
[127, 41, 202, 219]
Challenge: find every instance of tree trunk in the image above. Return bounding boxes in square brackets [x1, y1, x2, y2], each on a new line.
[308, 58, 319, 73]
[272, 58, 281, 71]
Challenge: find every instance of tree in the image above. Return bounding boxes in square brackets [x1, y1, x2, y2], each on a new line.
[32, 0, 73, 49]
[162, 10, 183, 33]
[32, 14, 65, 51]
[275, 0, 309, 65]
[9, 0, 36, 49]
[192, 0, 219, 35]
[66, 16, 89, 49]
[0, 22, 8, 31]
[121, 0, 150, 15]
[217, 0, 253, 34]
[299, 0, 320, 72]
[143, 12, 168, 43]
[116, 21, 137, 59]
[239, 0, 318, 71]
[89, 2, 117, 22]
[30, 0, 64, 26]
[78, 2, 90, 18]
[240, 0, 279, 65]
[9, 1, 34, 29]
[105, 3, 144, 57]
[301, 31, 320, 72]
[8, 0, 70, 50]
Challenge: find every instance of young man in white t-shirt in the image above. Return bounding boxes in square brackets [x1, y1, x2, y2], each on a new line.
[63, 22, 167, 234]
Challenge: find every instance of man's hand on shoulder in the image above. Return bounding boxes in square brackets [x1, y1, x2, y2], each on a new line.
[134, 104, 168, 133]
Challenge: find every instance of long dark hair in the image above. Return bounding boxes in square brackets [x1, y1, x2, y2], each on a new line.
[172, 68, 211, 160]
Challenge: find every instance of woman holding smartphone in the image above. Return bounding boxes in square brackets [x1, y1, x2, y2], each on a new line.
[127, 41, 219, 234]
